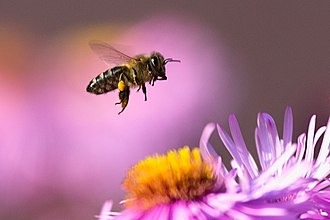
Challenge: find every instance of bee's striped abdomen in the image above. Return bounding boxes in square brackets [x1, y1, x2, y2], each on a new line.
[87, 67, 124, 95]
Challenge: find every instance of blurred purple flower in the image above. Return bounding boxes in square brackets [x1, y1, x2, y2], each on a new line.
[99, 107, 330, 219]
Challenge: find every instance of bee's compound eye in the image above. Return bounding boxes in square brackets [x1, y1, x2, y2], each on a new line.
[151, 57, 159, 68]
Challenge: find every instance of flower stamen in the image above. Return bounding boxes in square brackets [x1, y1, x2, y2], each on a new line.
[122, 146, 216, 209]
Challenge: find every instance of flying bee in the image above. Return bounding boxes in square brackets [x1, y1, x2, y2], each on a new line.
[86, 41, 180, 114]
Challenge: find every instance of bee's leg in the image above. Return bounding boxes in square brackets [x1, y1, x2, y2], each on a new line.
[117, 80, 126, 92]
[118, 72, 125, 85]
[142, 83, 147, 101]
[115, 86, 130, 114]
[157, 76, 167, 81]
[150, 77, 157, 86]
[117, 66, 130, 83]
[134, 73, 141, 90]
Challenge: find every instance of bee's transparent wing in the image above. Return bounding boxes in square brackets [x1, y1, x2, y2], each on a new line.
[89, 40, 136, 66]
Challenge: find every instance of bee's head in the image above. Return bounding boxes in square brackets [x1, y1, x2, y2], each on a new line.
[149, 52, 180, 79]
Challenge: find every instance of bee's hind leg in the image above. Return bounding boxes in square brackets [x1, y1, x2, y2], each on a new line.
[115, 87, 130, 114]
[136, 84, 147, 101]
[142, 83, 147, 101]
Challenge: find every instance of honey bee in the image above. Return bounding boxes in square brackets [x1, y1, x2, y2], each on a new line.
[86, 41, 180, 114]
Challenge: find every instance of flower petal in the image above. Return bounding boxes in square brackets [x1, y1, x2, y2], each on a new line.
[228, 114, 259, 179]
[200, 123, 227, 186]
[253, 144, 297, 190]
[171, 202, 191, 220]
[237, 205, 288, 217]
[306, 115, 316, 165]
[283, 107, 293, 148]
[296, 133, 306, 164]
[312, 158, 330, 180]
[315, 118, 330, 168]
[115, 209, 144, 220]
[199, 123, 217, 165]
[224, 168, 239, 194]
[97, 200, 114, 220]
[255, 113, 281, 169]
[141, 204, 170, 220]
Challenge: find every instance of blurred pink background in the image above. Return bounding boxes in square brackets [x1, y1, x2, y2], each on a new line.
[0, 1, 329, 219]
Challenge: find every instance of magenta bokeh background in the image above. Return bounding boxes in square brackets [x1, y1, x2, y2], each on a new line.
[1, 1, 329, 219]
[0, 15, 236, 219]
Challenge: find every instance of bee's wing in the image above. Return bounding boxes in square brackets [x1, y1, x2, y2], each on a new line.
[89, 40, 137, 66]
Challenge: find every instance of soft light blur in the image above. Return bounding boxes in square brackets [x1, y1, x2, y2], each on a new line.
[0, 1, 329, 220]
[0, 11, 235, 220]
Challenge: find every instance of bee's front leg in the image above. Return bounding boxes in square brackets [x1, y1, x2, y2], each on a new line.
[115, 86, 130, 114]
[157, 75, 167, 81]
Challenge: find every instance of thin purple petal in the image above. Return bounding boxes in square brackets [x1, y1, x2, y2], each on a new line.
[253, 144, 297, 189]
[283, 107, 293, 148]
[313, 158, 330, 180]
[141, 204, 170, 220]
[188, 201, 221, 219]
[226, 209, 253, 220]
[171, 202, 191, 220]
[199, 123, 217, 166]
[98, 200, 114, 220]
[306, 115, 316, 164]
[115, 208, 144, 220]
[200, 123, 227, 184]
[217, 123, 245, 170]
[296, 133, 306, 164]
[315, 118, 330, 168]
[224, 168, 239, 193]
[238, 205, 287, 217]
[228, 114, 258, 178]
[255, 113, 279, 169]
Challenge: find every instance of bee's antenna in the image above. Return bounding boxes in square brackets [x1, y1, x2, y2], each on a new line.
[164, 58, 181, 65]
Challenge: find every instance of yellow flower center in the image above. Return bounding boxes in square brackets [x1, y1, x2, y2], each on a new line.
[122, 146, 216, 210]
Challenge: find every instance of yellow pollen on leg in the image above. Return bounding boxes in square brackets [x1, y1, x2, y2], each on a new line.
[118, 80, 125, 91]
[122, 146, 216, 210]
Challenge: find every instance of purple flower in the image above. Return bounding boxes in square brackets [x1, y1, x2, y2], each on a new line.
[99, 107, 330, 219]
[207, 107, 330, 219]
[97, 146, 226, 220]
